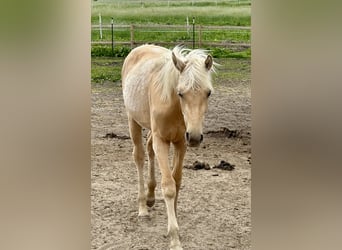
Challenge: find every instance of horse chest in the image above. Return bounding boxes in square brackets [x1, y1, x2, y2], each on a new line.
[151, 107, 185, 141]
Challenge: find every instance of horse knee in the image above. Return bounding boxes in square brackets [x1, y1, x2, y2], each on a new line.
[163, 187, 176, 199]
[162, 179, 176, 199]
[132, 146, 144, 164]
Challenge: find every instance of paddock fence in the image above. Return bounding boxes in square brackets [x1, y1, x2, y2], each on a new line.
[91, 24, 251, 50]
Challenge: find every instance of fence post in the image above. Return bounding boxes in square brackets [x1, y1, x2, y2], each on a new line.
[130, 25, 134, 49]
[186, 16, 190, 36]
[111, 18, 114, 56]
[99, 13, 102, 40]
[198, 25, 202, 48]
[192, 17, 195, 49]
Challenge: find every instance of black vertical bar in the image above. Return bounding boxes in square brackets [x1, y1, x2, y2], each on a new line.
[111, 18, 114, 56]
[192, 17, 195, 49]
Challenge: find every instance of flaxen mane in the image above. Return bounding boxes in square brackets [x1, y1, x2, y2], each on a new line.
[153, 46, 216, 102]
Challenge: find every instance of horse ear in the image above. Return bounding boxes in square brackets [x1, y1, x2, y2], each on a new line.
[172, 52, 186, 73]
[205, 55, 213, 70]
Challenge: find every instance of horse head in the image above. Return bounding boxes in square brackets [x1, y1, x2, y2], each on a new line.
[172, 49, 214, 147]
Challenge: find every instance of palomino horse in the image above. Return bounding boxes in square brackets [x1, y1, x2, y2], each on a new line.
[122, 44, 215, 250]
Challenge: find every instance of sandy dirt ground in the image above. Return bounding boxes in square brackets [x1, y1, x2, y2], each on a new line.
[91, 58, 251, 250]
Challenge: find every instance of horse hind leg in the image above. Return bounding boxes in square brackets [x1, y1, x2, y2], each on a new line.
[128, 117, 148, 217]
[146, 131, 156, 207]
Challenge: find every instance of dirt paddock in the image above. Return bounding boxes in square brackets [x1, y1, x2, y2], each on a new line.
[91, 58, 251, 250]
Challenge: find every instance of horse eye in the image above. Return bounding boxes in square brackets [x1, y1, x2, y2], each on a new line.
[207, 90, 211, 97]
[178, 92, 183, 97]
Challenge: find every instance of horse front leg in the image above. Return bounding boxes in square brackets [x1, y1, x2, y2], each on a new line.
[172, 139, 186, 215]
[153, 135, 183, 250]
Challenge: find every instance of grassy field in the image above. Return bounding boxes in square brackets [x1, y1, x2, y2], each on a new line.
[91, 57, 123, 83]
[91, 56, 250, 84]
[91, 0, 251, 53]
[91, 0, 251, 82]
[91, 4, 251, 26]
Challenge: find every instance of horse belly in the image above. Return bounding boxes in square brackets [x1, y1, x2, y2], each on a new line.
[123, 65, 151, 129]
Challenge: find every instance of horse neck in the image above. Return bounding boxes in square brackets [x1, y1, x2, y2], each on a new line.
[169, 95, 185, 127]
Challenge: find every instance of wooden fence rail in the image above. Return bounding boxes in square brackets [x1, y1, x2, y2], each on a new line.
[92, 24, 251, 30]
[91, 24, 251, 49]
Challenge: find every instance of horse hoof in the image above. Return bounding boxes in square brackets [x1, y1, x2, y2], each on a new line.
[146, 198, 155, 207]
[138, 214, 150, 222]
[170, 240, 182, 250]
[138, 210, 149, 218]
[170, 246, 183, 250]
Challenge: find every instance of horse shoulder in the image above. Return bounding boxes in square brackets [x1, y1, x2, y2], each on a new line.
[150, 97, 185, 142]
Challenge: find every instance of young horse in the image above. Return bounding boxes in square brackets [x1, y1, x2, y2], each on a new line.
[122, 44, 215, 250]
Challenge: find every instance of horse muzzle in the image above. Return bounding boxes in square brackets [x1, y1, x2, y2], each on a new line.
[185, 132, 203, 147]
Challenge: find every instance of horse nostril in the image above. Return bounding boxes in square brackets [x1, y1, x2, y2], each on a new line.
[186, 132, 190, 141]
[200, 134, 203, 142]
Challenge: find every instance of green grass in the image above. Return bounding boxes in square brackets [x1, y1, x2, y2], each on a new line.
[91, 56, 250, 84]
[93, 0, 251, 8]
[210, 47, 251, 58]
[91, 57, 122, 84]
[91, 45, 250, 59]
[92, 5, 250, 26]
[214, 57, 250, 82]
[91, 45, 130, 57]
